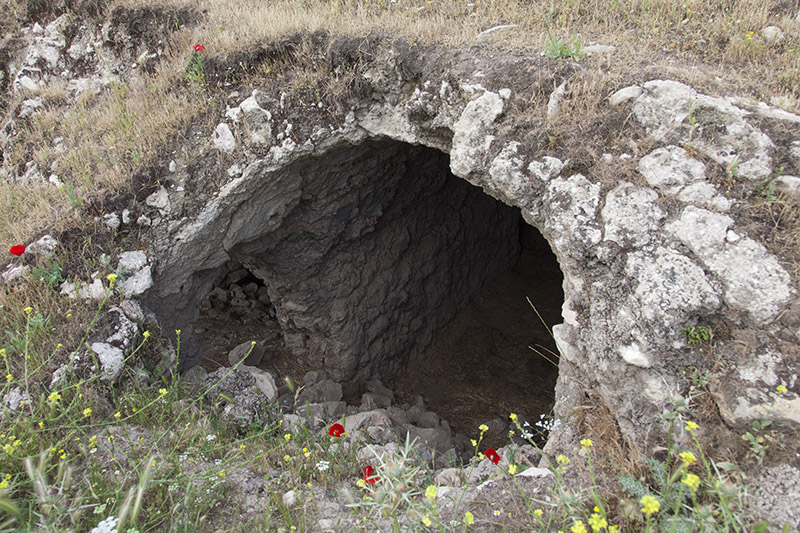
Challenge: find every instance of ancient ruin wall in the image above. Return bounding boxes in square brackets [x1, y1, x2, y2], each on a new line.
[139, 39, 800, 452]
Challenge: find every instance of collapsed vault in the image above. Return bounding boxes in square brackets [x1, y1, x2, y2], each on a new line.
[141, 40, 800, 457]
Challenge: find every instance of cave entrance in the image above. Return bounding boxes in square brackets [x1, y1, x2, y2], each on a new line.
[188, 138, 563, 446]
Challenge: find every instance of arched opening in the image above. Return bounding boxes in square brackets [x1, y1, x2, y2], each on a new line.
[185, 138, 563, 446]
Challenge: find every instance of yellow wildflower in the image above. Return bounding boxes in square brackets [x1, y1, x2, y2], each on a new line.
[421, 514, 432, 527]
[478, 424, 488, 433]
[570, 520, 587, 533]
[533, 509, 543, 518]
[609, 526, 620, 533]
[284, 455, 291, 462]
[509, 413, 517, 421]
[679, 451, 697, 465]
[218, 470, 225, 478]
[639, 494, 660, 516]
[580, 438, 593, 448]
[284, 433, 292, 441]
[83, 408, 92, 418]
[239, 444, 246, 451]
[508, 464, 518, 475]
[685, 420, 699, 432]
[681, 472, 700, 492]
[777, 385, 787, 394]
[47, 391, 61, 404]
[356, 479, 367, 488]
[5, 374, 12, 382]
[556, 454, 570, 465]
[464, 512, 474, 526]
[114, 411, 121, 419]
[588, 513, 607, 532]
[425, 485, 437, 502]
[158, 388, 168, 396]
[143, 331, 150, 339]
[106, 273, 117, 287]
[470, 439, 477, 447]
[24, 307, 32, 314]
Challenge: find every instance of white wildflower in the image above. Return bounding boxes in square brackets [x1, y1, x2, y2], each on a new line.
[316, 460, 330, 472]
[90, 516, 119, 533]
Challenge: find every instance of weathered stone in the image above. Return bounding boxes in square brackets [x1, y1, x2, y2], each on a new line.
[667, 207, 792, 323]
[633, 80, 774, 181]
[602, 182, 665, 248]
[299, 379, 342, 404]
[228, 340, 265, 367]
[344, 409, 392, 434]
[451, 90, 504, 178]
[761, 26, 784, 45]
[213, 123, 236, 153]
[361, 392, 391, 410]
[91, 342, 124, 382]
[416, 411, 440, 429]
[774, 175, 800, 198]
[241, 365, 277, 401]
[608, 85, 642, 106]
[638, 145, 706, 195]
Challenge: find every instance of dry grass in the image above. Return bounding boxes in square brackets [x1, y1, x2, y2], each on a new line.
[3, 0, 799, 249]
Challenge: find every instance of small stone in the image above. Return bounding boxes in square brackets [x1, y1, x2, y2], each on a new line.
[583, 44, 617, 55]
[27, 235, 58, 257]
[761, 26, 784, 45]
[136, 214, 151, 226]
[282, 490, 297, 507]
[227, 163, 242, 177]
[103, 213, 120, 229]
[121, 209, 131, 224]
[91, 342, 125, 381]
[228, 340, 265, 367]
[213, 123, 236, 153]
[169, 160, 176, 172]
[416, 411, 440, 429]
[774, 175, 800, 198]
[145, 186, 170, 211]
[498, 88, 512, 100]
[18, 98, 42, 118]
[608, 85, 642, 106]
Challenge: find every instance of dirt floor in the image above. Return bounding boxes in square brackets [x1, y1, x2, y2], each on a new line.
[391, 224, 564, 449]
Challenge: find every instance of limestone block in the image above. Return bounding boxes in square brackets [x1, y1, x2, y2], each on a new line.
[91, 342, 124, 381]
[543, 174, 601, 254]
[634, 80, 774, 181]
[625, 247, 721, 327]
[489, 141, 529, 204]
[638, 145, 706, 195]
[602, 182, 665, 247]
[450, 90, 504, 177]
[667, 206, 792, 323]
[213, 123, 236, 153]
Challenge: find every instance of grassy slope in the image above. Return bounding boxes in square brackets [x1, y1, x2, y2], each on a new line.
[1, 0, 799, 530]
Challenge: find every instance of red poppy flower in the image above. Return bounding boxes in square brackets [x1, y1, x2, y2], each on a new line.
[9, 244, 25, 256]
[193, 44, 205, 52]
[362, 465, 378, 484]
[485, 448, 501, 465]
[328, 423, 345, 437]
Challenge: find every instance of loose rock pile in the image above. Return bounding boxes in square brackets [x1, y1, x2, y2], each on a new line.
[198, 260, 276, 327]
